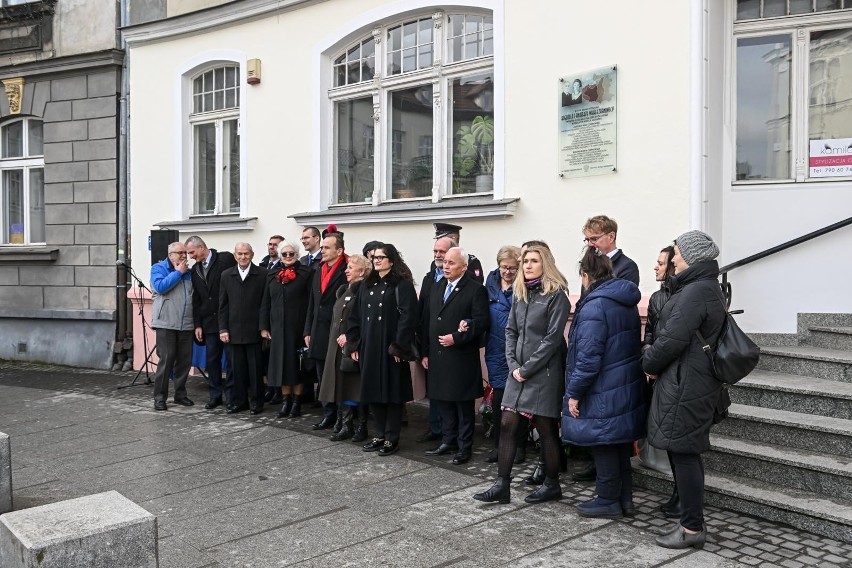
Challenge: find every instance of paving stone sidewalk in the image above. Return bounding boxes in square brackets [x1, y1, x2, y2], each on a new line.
[1, 361, 850, 568]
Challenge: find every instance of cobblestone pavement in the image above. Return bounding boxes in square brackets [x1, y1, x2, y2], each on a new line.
[1, 361, 850, 567]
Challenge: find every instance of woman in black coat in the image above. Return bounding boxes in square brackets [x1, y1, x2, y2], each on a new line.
[347, 243, 419, 456]
[643, 231, 726, 550]
[259, 241, 312, 418]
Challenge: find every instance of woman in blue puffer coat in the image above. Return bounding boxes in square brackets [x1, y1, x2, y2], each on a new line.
[563, 247, 646, 519]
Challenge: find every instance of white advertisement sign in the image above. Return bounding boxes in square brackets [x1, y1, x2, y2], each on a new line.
[809, 138, 852, 178]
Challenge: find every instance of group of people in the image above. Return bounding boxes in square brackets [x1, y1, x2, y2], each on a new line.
[149, 216, 728, 551]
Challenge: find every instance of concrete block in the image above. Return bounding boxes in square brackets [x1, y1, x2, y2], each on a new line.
[51, 75, 88, 101]
[44, 183, 74, 204]
[88, 202, 116, 224]
[43, 101, 72, 123]
[74, 225, 116, 245]
[74, 180, 115, 203]
[45, 162, 88, 184]
[0, 287, 43, 309]
[31, 81, 50, 118]
[43, 121, 87, 143]
[88, 245, 117, 265]
[46, 203, 87, 225]
[0, 432, 10, 514]
[21, 266, 74, 286]
[87, 117, 116, 140]
[72, 96, 116, 120]
[0, 490, 158, 568]
[88, 159, 116, 181]
[20, 80, 33, 116]
[88, 286, 116, 310]
[73, 139, 116, 161]
[43, 286, 90, 309]
[0, 267, 18, 285]
[88, 72, 119, 98]
[75, 266, 116, 287]
[45, 224, 73, 245]
[55, 245, 90, 266]
[44, 142, 73, 163]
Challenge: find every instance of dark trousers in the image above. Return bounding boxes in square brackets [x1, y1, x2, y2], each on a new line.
[437, 399, 475, 452]
[424, 371, 442, 435]
[153, 329, 193, 402]
[669, 451, 705, 531]
[229, 342, 264, 410]
[204, 333, 233, 403]
[315, 360, 337, 418]
[491, 387, 528, 449]
[592, 443, 634, 504]
[371, 403, 403, 443]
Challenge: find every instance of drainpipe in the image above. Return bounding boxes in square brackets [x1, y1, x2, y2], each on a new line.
[116, 0, 130, 347]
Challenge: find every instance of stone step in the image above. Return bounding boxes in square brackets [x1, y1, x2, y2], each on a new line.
[731, 369, 852, 420]
[712, 404, 852, 458]
[632, 459, 852, 544]
[706, 434, 852, 500]
[807, 326, 852, 352]
[758, 345, 852, 383]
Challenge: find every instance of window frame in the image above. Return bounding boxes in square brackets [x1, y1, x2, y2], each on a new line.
[731, 6, 852, 185]
[0, 117, 44, 246]
[327, 10, 495, 207]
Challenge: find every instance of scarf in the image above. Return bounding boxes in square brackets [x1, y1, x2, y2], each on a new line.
[276, 265, 297, 284]
[524, 276, 543, 289]
[320, 254, 348, 293]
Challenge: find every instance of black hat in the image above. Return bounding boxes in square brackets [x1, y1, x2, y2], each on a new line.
[434, 222, 462, 239]
[322, 224, 343, 239]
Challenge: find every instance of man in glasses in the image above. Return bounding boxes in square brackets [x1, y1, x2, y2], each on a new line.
[260, 234, 285, 271]
[150, 242, 195, 411]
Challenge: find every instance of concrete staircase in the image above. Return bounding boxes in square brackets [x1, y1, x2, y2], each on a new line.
[633, 313, 852, 543]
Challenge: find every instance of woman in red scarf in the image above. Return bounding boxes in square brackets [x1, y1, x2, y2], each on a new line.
[260, 240, 313, 417]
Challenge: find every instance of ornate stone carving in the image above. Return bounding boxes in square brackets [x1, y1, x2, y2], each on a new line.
[373, 27, 382, 45]
[3, 78, 24, 115]
[432, 11, 443, 29]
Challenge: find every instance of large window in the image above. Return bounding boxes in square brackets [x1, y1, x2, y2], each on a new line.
[330, 11, 494, 204]
[733, 2, 852, 182]
[190, 65, 240, 214]
[0, 118, 44, 244]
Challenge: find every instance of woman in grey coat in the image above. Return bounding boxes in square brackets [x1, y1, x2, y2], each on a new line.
[473, 244, 571, 504]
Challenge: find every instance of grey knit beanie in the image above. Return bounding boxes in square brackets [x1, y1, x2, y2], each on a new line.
[675, 230, 719, 265]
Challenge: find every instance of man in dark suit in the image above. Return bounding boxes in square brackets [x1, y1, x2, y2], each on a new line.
[259, 234, 284, 271]
[303, 230, 348, 429]
[421, 247, 489, 465]
[219, 242, 267, 415]
[185, 235, 237, 409]
[431, 223, 484, 283]
[299, 226, 322, 269]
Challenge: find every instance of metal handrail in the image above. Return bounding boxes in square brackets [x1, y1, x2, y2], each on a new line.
[719, 216, 852, 307]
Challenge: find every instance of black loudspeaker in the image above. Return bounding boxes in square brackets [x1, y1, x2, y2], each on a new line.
[151, 229, 179, 265]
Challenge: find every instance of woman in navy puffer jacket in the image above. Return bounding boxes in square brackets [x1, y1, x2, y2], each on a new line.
[563, 248, 646, 520]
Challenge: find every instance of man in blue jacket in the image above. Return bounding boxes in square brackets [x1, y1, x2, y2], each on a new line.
[150, 242, 195, 411]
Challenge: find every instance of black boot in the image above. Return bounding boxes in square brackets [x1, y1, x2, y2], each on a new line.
[332, 409, 344, 435]
[330, 407, 354, 441]
[473, 477, 511, 504]
[661, 491, 682, 518]
[524, 477, 562, 503]
[524, 460, 545, 485]
[351, 405, 369, 443]
[277, 394, 293, 418]
[289, 395, 302, 418]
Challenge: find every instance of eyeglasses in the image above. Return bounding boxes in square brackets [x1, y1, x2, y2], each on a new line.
[499, 266, 518, 273]
[583, 233, 610, 243]
[169, 251, 187, 256]
[280, 251, 297, 258]
[372, 255, 388, 262]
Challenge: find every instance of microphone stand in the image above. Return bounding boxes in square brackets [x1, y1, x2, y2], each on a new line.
[118, 262, 156, 389]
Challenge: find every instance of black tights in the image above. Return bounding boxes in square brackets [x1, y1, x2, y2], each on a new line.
[498, 411, 560, 479]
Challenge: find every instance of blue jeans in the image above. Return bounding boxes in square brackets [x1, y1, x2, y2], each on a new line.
[205, 333, 233, 403]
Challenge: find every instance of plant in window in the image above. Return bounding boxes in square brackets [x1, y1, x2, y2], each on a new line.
[455, 115, 494, 192]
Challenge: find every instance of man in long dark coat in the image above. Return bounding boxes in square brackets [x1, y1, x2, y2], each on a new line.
[421, 247, 489, 465]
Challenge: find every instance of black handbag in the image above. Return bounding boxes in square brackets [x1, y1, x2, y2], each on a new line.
[339, 355, 359, 374]
[696, 310, 760, 385]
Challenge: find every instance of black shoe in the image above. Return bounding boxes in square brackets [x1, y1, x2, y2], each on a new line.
[485, 449, 499, 463]
[313, 415, 336, 430]
[452, 450, 472, 465]
[154, 400, 167, 411]
[514, 447, 526, 464]
[277, 395, 293, 418]
[661, 494, 682, 518]
[524, 477, 562, 504]
[576, 497, 622, 518]
[416, 430, 442, 443]
[621, 500, 636, 518]
[226, 404, 248, 414]
[289, 398, 302, 418]
[263, 389, 274, 403]
[362, 438, 385, 452]
[425, 443, 458, 456]
[204, 398, 223, 410]
[330, 409, 354, 441]
[249, 406, 263, 415]
[352, 406, 369, 443]
[378, 440, 399, 456]
[173, 398, 194, 407]
[524, 463, 545, 486]
[332, 410, 344, 435]
[270, 392, 283, 405]
[571, 463, 597, 482]
[473, 477, 511, 504]
[655, 527, 706, 550]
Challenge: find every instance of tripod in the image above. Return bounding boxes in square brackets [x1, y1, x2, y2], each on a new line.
[118, 264, 156, 389]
